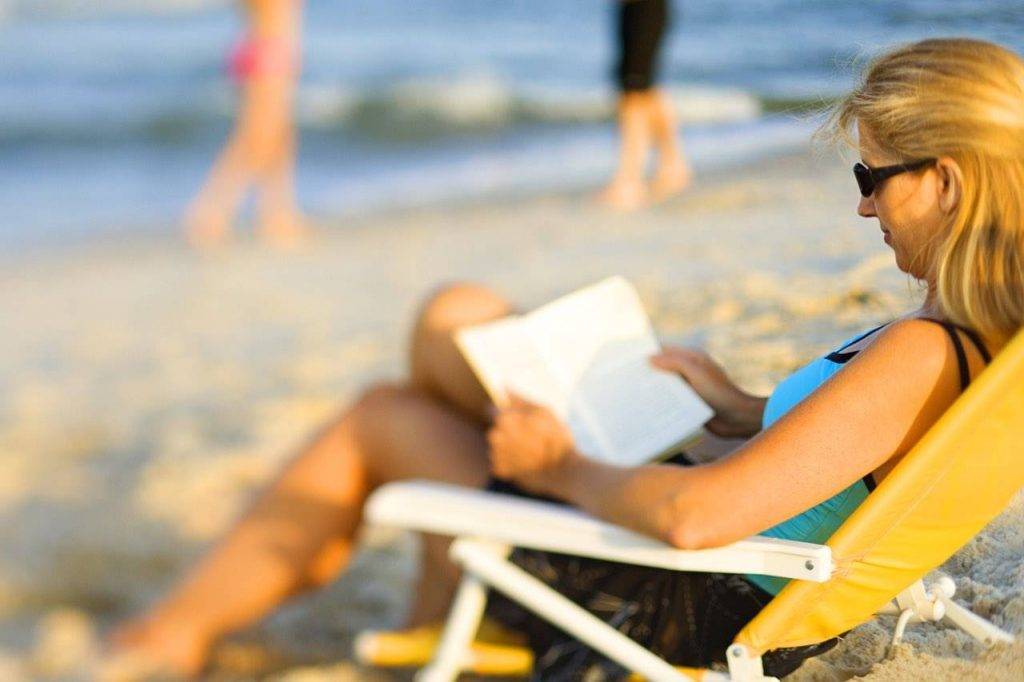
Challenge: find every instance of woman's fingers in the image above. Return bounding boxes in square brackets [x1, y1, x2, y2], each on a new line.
[506, 391, 540, 412]
[650, 353, 682, 372]
[650, 347, 700, 375]
[486, 393, 577, 494]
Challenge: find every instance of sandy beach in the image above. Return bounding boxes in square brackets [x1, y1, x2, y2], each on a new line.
[1, 147, 1021, 681]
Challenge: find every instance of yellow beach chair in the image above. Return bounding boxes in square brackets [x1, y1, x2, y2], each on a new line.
[362, 330, 1023, 681]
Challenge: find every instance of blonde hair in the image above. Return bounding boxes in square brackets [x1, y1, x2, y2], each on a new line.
[828, 38, 1024, 343]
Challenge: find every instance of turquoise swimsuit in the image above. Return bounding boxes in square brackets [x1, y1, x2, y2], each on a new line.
[745, 325, 885, 594]
[745, 320, 991, 594]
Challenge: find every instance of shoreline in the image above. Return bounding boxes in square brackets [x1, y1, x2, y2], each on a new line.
[1, 113, 818, 258]
[2, 146, 1021, 680]
[3, 137, 819, 272]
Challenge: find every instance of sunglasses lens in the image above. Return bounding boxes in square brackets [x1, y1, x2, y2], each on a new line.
[853, 163, 873, 197]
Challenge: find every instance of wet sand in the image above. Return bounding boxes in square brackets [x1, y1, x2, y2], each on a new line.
[1, 147, 1020, 680]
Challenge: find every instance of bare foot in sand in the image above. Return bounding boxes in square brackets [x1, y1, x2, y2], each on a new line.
[104, 615, 211, 680]
[183, 203, 232, 251]
[597, 178, 649, 211]
[259, 213, 309, 250]
[651, 161, 692, 202]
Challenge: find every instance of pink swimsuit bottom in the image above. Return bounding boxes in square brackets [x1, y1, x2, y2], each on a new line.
[227, 35, 296, 84]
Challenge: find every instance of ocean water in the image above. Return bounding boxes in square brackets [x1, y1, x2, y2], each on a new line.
[1, 0, 1023, 246]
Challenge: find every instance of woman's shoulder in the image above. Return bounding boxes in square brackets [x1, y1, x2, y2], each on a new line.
[837, 317, 949, 352]
[875, 317, 952, 345]
[845, 317, 964, 388]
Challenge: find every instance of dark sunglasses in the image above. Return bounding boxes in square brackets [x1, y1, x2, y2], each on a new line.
[853, 158, 935, 197]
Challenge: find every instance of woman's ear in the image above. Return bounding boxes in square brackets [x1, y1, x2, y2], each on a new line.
[935, 156, 963, 215]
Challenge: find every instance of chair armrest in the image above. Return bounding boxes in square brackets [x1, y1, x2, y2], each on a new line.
[367, 481, 832, 583]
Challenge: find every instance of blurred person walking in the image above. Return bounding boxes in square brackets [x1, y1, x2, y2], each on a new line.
[599, 0, 691, 210]
[184, 0, 307, 249]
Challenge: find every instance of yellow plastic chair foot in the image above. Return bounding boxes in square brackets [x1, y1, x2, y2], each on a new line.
[354, 619, 532, 676]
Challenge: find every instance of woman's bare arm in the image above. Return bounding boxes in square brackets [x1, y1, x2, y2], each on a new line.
[491, 319, 967, 549]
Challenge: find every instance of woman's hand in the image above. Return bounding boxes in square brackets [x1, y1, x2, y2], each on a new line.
[487, 393, 581, 496]
[651, 347, 765, 438]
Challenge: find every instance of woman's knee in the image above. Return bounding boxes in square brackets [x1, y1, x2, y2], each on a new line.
[408, 283, 511, 392]
[413, 282, 512, 340]
[345, 380, 490, 487]
[350, 381, 412, 428]
[307, 382, 404, 460]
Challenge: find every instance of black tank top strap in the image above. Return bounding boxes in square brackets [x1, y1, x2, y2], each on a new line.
[957, 326, 992, 363]
[919, 318, 987, 392]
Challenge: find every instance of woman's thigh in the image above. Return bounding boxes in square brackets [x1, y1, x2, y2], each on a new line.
[408, 283, 514, 424]
[353, 382, 492, 489]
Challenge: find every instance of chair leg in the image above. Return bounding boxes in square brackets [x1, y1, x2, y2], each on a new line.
[934, 592, 1015, 646]
[416, 572, 491, 682]
[886, 578, 1015, 648]
[725, 643, 774, 682]
[451, 538, 693, 681]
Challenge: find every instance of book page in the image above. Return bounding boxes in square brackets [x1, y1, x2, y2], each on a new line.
[454, 316, 566, 414]
[455, 317, 604, 457]
[525, 277, 651, 386]
[457, 277, 713, 466]
[569, 350, 714, 465]
[525, 277, 713, 465]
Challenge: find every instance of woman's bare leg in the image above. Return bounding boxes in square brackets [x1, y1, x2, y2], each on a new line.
[256, 116, 307, 248]
[250, 50, 305, 245]
[184, 78, 277, 249]
[110, 284, 511, 675]
[598, 92, 652, 210]
[183, 0, 302, 250]
[409, 282, 515, 422]
[403, 284, 515, 624]
[186, 0, 304, 250]
[647, 89, 691, 200]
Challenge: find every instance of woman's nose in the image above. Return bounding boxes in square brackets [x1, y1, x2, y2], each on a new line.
[857, 195, 876, 218]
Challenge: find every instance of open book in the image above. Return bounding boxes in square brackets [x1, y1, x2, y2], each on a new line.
[455, 276, 713, 467]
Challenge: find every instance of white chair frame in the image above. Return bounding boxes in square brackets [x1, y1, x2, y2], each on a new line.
[366, 481, 1014, 682]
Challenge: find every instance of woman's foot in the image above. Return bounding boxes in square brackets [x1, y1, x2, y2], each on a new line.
[651, 160, 692, 202]
[597, 177, 649, 211]
[259, 212, 309, 250]
[104, 614, 212, 679]
[183, 203, 232, 251]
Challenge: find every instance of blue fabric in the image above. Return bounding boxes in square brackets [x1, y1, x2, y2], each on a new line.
[745, 328, 878, 594]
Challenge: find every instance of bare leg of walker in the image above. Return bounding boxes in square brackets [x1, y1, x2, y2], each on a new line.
[184, 0, 306, 249]
[183, 125, 257, 248]
[183, 77, 276, 249]
[598, 92, 652, 210]
[256, 99, 307, 248]
[648, 89, 691, 200]
[108, 284, 512, 676]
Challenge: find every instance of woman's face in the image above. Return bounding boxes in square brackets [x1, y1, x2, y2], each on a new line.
[856, 122, 950, 281]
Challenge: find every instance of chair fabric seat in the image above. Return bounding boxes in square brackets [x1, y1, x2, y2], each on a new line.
[738, 330, 1024, 653]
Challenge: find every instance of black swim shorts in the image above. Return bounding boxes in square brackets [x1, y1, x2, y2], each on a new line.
[484, 453, 838, 680]
[615, 0, 670, 92]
